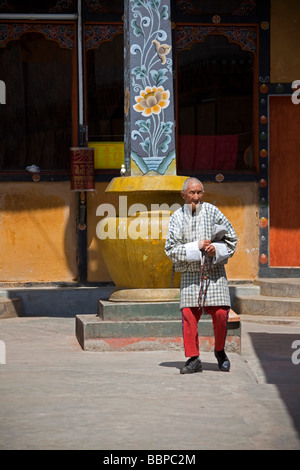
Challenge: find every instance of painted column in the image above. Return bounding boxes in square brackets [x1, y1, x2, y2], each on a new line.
[124, 0, 176, 176]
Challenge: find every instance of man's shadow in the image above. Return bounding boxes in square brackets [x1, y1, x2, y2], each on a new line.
[159, 360, 219, 371]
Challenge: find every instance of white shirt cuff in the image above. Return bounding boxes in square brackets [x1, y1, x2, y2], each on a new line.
[185, 241, 201, 262]
[212, 242, 229, 264]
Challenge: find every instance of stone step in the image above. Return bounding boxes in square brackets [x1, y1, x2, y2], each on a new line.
[0, 286, 115, 317]
[0, 297, 23, 319]
[233, 294, 300, 317]
[75, 313, 241, 353]
[98, 299, 240, 322]
[238, 315, 300, 326]
[98, 300, 181, 321]
[254, 278, 300, 298]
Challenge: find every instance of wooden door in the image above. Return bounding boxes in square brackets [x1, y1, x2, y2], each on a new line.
[269, 96, 300, 266]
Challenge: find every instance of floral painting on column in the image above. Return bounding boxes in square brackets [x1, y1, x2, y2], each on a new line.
[127, 0, 176, 175]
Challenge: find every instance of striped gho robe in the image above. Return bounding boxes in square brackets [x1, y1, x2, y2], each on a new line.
[165, 202, 237, 310]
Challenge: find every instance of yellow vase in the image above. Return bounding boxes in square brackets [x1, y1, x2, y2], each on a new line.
[97, 175, 187, 292]
[97, 210, 181, 289]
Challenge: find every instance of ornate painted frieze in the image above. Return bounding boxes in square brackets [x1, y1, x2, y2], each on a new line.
[84, 24, 123, 51]
[0, 23, 75, 50]
[176, 25, 257, 53]
[0, 0, 76, 13]
[175, 0, 256, 17]
[83, 0, 123, 15]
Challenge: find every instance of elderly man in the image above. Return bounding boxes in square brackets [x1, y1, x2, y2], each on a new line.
[165, 177, 237, 374]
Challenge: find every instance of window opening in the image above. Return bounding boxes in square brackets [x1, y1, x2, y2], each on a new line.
[176, 32, 255, 172]
[84, 23, 124, 169]
[0, 30, 74, 171]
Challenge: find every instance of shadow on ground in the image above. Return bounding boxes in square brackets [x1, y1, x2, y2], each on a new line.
[249, 332, 300, 439]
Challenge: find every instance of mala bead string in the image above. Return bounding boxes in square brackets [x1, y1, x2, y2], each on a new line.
[198, 253, 212, 310]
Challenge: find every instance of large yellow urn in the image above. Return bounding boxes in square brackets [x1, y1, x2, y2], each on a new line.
[97, 175, 187, 293]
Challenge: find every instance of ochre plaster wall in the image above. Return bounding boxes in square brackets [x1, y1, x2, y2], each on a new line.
[87, 182, 119, 282]
[87, 181, 259, 282]
[270, 0, 300, 83]
[0, 182, 77, 283]
[204, 182, 259, 280]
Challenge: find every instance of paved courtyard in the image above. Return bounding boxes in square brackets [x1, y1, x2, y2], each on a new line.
[0, 315, 300, 450]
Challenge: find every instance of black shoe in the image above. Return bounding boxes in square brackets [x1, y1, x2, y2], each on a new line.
[214, 349, 230, 372]
[180, 356, 202, 374]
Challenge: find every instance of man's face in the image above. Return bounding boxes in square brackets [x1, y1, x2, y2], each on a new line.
[181, 181, 204, 212]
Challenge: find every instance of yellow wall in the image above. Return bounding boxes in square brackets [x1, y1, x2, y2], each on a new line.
[204, 182, 259, 280]
[270, 0, 300, 82]
[87, 182, 119, 282]
[87, 181, 259, 283]
[0, 182, 77, 283]
[0, 180, 259, 285]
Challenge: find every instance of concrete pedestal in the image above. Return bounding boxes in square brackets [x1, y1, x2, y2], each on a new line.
[76, 300, 241, 353]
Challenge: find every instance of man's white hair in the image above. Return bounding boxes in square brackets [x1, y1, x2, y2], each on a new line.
[182, 177, 204, 193]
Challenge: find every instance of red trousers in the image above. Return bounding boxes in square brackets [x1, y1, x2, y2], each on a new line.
[182, 306, 229, 357]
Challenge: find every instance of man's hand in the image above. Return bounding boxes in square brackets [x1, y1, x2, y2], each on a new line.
[205, 244, 216, 257]
[198, 239, 211, 250]
[198, 240, 215, 257]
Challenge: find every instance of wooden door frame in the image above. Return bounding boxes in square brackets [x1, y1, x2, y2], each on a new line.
[259, 92, 300, 277]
